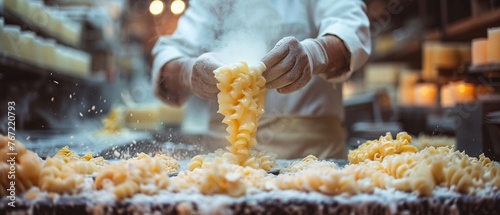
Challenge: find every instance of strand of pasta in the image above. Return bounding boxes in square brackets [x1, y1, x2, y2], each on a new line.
[214, 61, 267, 165]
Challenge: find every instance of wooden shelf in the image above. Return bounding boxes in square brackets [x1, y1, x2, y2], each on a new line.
[469, 63, 500, 74]
[0, 7, 81, 50]
[465, 63, 500, 86]
[0, 52, 105, 83]
[371, 8, 500, 62]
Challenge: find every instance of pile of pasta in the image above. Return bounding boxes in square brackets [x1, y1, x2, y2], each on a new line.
[1, 131, 500, 200]
[36, 146, 109, 194]
[95, 153, 179, 199]
[0, 136, 181, 198]
[173, 158, 272, 197]
[346, 132, 500, 196]
[54, 146, 108, 174]
[348, 132, 418, 164]
[275, 132, 500, 196]
[98, 106, 126, 135]
[0, 135, 42, 196]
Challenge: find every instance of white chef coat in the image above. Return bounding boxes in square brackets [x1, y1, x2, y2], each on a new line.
[152, 0, 371, 158]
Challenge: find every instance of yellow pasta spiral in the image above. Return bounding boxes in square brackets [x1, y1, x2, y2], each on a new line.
[214, 61, 267, 166]
[444, 164, 473, 193]
[39, 157, 84, 194]
[348, 132, 417, 164]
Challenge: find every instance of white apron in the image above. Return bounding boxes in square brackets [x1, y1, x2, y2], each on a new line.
[205, 115, 347, 159]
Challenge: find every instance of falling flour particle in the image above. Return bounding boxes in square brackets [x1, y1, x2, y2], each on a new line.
[70, 136, 74, 140]
[103, 100, 107, 103]
[114, 151, 120, 157]
[53, 80, 59, 84]
[51, 97, 54, 102]
[26, 136, 30, 141]
[70, 94, 72, 99]
[79, 112, 83, 117]
[91, 106, 95, 111]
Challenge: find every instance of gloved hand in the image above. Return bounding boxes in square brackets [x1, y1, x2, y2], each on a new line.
[261, 36, 328, 94]
[261, 35, 351, 94]
[186, 52, 226, 99]
[155, 52, 225, 106]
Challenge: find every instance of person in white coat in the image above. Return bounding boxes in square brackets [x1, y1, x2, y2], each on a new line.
[152, 0, 371, 159]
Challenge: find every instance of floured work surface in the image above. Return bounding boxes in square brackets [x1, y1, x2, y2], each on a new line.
[2, 133, 500, 215]
[1, 186, 500, 215]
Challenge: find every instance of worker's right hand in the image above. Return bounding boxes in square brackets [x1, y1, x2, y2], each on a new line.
[188, 53, 225, 99]
[261, 37, 313, 94]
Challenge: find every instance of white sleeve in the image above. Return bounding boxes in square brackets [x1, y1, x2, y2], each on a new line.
[314, 0, 371, 82]
[151, 0, 218, 82]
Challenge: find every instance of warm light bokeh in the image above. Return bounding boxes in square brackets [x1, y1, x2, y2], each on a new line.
[170, 0, 186, 15]
[149, 0, 164, 16]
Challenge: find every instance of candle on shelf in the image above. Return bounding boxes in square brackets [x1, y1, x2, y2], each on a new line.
[472, 38, 488, 65]
[3, 0, 17, 11]
[40, 39, 56, 69]
[0, 18, 4, 52]
[487, 27, 500, 63]
[440, 83, 455, 108]
[1, 25, 21, 57]
[19, 31, 36, 63]
[398, 86, 415, 106]
[414, 83, 437, 107]
[453, 81, 476, 104]
[16, 0, 29, 18]
[397, 71, 419, 106]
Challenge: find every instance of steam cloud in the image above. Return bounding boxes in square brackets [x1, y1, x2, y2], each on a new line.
[201, 0, 284, 64]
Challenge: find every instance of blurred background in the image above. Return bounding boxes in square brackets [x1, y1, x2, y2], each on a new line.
[0, 0, 499, 160]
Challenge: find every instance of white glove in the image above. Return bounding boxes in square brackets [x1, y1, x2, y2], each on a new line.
[154, 53, 225, 106]
[186, 52, 226, 99]
[261, 36, 329, 94]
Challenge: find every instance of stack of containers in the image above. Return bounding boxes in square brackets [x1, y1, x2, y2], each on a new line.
[422, 42, 471, 81]
[0, 22, 91, 78]
[3, 0, 82, 47]
[472, 27, 500, 65]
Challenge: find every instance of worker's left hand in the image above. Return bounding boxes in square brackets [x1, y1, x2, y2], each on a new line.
[261, 37, 313, 94]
